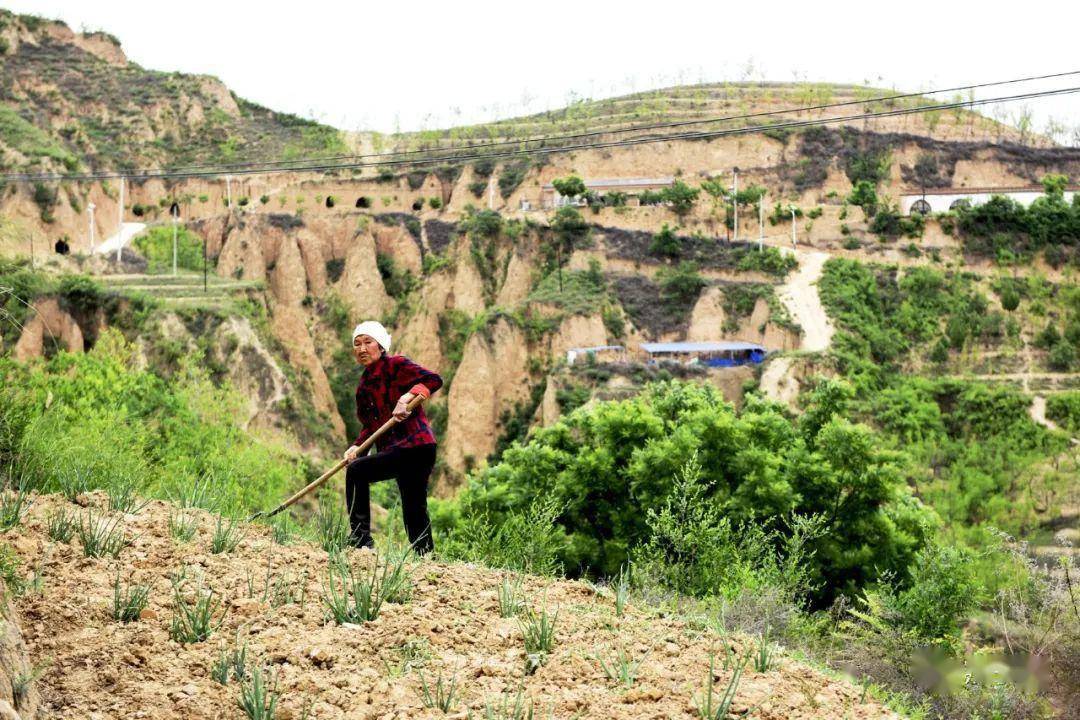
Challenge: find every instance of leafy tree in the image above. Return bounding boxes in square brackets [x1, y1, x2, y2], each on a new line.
[1048, 340, 1076, 371]
[847, 180, 879, 217]
[549, 206, 590, 292]
[660, 180, 700, 217]
[1042, 173, 1069, 198]
[461, 206, 503, 238]
[552, 175, 586, 199]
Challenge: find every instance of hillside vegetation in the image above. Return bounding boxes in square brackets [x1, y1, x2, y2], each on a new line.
[0, 10, 347, 176]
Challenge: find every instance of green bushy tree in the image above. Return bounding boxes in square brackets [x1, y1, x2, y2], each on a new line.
[552, 175, 586, 199]
[435, 381, 933, 604]
[661, 180, 699, 217]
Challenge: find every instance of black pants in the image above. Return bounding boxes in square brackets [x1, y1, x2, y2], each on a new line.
[345, 444, 436, 555]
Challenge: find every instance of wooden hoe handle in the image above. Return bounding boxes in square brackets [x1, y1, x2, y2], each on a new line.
[250, 394, 426, 521]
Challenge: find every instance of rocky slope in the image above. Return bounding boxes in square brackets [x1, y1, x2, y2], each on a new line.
[5, 491, 900, 720]
[0, 10, 348, 176]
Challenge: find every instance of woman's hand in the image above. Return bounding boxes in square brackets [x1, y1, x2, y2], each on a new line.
[392, 393, 415, 421]
[343, 445, 362, 463]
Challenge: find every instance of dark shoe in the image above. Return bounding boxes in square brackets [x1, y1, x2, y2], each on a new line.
[347, 534, 375, 551]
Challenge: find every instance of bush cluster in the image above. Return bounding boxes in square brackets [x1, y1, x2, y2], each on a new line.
[0, 329, 300, 516]
[956, 176, 1080, 261]
[434, 380, 933, 605]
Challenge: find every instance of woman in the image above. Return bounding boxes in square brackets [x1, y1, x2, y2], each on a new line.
[343, 320, 443, 554]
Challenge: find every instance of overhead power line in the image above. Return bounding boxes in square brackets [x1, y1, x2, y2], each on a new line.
[98, 69, 1080, 176]
[4, 84, 1079, 184]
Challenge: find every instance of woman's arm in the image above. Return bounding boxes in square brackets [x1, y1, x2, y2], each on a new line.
[390, 356, 443, 400]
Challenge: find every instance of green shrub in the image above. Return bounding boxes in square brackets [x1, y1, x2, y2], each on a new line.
[735, 246, 798, 278]
[434, 495, 564, 576]
[882, 542, 982, 641]
[999, 286, 1020, 312]
[1048, 340, 1076, 371]
[435, 381, 932, 604]
[376, 252, 417, 298]
[498, 159, 531, 198]
[0, 328, 300, 518]
[847, 180, 878, 216]
[657, 262, 706, 307]
[32, 183, 58, 223]
[1046, 392, 1080, 432]
[661, 180, 700, 217]
[132, 226, 208, 274]
[768, 202, 803, 226]
[634, 454, 821, 603]
[954, 179, 1080, 258]
[649, 223, 680, 258]
[870, 207, 925, 239]
[461, 207, 503, 238]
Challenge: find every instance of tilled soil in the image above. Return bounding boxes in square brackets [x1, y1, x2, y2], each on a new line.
[9, 494, 897, 719]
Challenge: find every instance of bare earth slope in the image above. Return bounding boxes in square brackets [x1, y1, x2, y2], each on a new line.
[8, 493, 897, 720]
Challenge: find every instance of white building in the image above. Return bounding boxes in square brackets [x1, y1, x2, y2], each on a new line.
[900, 185, 1078, 215]
[542, 177, 675, 209]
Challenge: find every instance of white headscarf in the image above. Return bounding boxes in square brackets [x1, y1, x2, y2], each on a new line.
[351, 320, 391, 352]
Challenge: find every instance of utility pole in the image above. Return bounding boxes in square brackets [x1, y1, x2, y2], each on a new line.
[732, 167, 739, 242]
[758, 196, 764, 252]
[87, 202, 96, 253]
[790, 206, 797, 249]
[116, 176, 125, 263]
[225, 175, 233, 209]
[487, 175, 495, 211]
[171, 207, 179, 276]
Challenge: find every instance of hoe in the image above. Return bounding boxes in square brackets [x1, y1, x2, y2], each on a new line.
[248, 394, 426, 522]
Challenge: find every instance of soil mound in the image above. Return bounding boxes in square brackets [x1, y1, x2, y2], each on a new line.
[7, 493, 897, 719]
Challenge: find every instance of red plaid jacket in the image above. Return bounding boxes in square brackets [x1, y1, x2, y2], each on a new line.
[354, 354, 443, 452]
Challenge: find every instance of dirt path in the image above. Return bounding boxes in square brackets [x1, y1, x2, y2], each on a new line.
[776, 249, 834, 353]
[93, 222, 146, 256]
[759, 356, 800, 407]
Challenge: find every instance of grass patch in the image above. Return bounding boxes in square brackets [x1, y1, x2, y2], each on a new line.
[77, 510, 130, 558]
[111, 573, 150, 623]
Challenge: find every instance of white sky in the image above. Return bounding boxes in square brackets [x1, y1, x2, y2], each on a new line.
[7, 1, 1080, 142]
